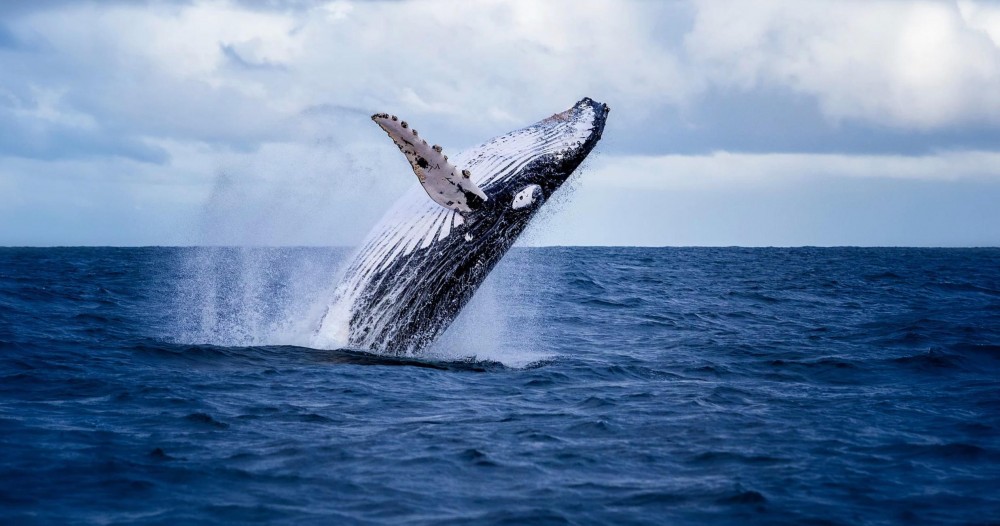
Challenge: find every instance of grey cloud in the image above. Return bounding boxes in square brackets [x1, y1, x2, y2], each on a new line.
[220, 43, 289, 71]
[230, 0, 404, 11]
[3, 0, 1000, 165]
[0, 102, 169, 164]
[0, 0, 397, 17]
[300, 103, 370, 118]
[0, 75, 287, 163]
[0, 0, 179, 17]
[685, 0, 1000, 130]
[609, 86, 1000, 157]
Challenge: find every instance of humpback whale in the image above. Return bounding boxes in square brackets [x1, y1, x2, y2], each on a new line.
[313, 98, 609, 355]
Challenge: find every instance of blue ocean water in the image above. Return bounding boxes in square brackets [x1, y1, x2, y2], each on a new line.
[1, 246, 998, 524]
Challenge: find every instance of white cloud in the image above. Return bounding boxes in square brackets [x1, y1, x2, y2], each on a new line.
[686, 0, 1000, 129]
[585, 150, 1000, 191]
[6, 0, 1000, 160]
[3, 0, 690, 155]
[958, 0, 1000, 47]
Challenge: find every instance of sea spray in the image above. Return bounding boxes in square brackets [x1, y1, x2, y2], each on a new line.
[172, 247, 346, 348]
[428, 257, 553, 368]
[170, 245, 547, 367]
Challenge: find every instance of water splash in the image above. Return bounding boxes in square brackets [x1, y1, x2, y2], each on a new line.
[171, 109, 402, 349]
[172, 247, 345, 348]
[170, 245, 549, 368]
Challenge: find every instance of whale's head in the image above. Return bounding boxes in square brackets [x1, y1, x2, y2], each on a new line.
[457, 98, 609, 217]
[369, 97, 608, 218]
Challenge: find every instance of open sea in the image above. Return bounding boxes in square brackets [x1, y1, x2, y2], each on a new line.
[0, 246, 998, 525]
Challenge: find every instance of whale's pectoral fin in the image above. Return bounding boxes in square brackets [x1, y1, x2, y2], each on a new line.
[372, 113, 489, 214]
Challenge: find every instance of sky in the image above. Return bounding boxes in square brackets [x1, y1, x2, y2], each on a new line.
[1, 0, 999, 247]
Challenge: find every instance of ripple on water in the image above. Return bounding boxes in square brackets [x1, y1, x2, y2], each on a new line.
[0, 247, 998, 524]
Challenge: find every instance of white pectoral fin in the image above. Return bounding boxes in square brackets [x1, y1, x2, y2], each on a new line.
[372, 113, 488, 214]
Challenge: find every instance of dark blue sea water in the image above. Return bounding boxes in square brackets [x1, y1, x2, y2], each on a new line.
[1, 247, 998, 525]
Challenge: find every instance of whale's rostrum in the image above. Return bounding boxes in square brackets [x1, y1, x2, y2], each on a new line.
[313, 98, 609, 355]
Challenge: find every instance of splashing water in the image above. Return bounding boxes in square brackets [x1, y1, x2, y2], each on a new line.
[171, 245, 549, 368]
[424, 263, 554, 368]
[172, 247, 346, 348]
[170, 109, 404, 352]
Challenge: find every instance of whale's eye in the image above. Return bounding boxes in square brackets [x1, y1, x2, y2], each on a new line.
[511, 184, 542, 210]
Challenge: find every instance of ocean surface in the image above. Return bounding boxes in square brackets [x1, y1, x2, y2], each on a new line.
[1, 246, 998, 525]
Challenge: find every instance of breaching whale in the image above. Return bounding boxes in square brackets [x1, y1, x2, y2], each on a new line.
[313, 97, 609, 355]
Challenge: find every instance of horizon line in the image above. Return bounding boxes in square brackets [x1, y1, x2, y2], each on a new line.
[2, 244, 998, 250]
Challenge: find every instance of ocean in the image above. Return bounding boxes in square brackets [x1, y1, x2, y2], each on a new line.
[0, 246, 998, 524]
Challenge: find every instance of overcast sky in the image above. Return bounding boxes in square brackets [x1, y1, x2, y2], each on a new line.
[1, 0, 999, 246]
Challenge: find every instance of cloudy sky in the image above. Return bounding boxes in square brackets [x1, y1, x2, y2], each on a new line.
[1, 0, 999, 246]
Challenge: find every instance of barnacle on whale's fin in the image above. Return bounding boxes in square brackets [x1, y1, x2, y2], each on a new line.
[371, 113, 489, 214]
